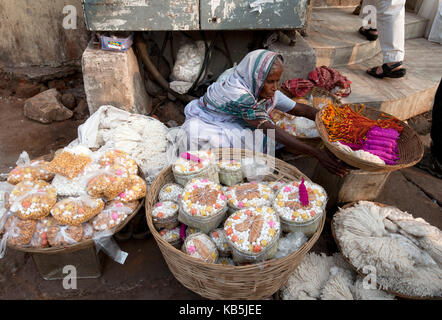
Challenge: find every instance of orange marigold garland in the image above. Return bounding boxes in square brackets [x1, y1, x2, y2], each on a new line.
[321, 103, 403, 145]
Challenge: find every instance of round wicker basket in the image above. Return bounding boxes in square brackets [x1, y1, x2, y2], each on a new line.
[5, 154, 145, 255]
[331, 201, 441, 300]
[145, 148, 326, 300]
[315, 104, 424, 172]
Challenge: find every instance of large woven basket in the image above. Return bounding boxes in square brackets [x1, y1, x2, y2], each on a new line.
[331, 201, 440, 300]
[145, 148, 326, 300]
[315, 104, 424, 172]
[5, 153, 145, 254]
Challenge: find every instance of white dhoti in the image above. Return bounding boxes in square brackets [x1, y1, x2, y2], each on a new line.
[361, 0, 406, 63]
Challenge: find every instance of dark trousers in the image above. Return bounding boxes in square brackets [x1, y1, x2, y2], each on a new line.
[431, 77, 442, 163]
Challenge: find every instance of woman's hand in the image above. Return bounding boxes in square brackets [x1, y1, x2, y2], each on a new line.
[315, 149, 349, 177]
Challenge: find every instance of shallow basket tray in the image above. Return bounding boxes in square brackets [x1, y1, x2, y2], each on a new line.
[6, 159, 145, 254]
[315, 104, 424, 172]
[146, 148, 326, 300]
[331, 201, 440, 300]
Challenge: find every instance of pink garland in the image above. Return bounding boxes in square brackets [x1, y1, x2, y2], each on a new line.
[299, 178, 309, 206]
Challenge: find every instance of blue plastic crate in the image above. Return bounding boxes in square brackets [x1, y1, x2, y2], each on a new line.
[100, 33, 133, 52]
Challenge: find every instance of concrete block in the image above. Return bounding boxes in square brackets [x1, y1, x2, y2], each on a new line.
[269, 34, 316, 81]
[82, 42, 152, 115]
[24, 89, 73, 124]
[312, 163, 391, 208]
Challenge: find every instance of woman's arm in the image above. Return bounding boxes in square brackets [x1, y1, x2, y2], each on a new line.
[287, 102, 318, 121]
[245, 119, 348, 177]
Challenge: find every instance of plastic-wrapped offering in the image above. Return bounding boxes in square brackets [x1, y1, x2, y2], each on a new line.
[8, 160, 54, 185]
[29, 217, 55, 248]
[178, 179, 227, 233]
[82, 222, 94, 240]
[273, 180, 327, 236]
[271, 110, 319, 138]
[209, 228, 231, 256]
[87, 172, 129, 200]
[48, 151, 92, 180]
[47, 223, 83, 247]
[186, 226, 201, 237]
[217, 257, 235, 266]
[267, 181, 286, 194]
[172, 150, 219, 186]
[99, 149, 138, 177]
[224, 206, 281, 264]
[91, 201, 134, 232]
[9, 180, 57, 220]
[159, 183, 183, 202]
[183, 232, 218, 264]
[106, 200, 139, 212]
[159, 225, 182, 249]
[225, 182, 273, 210]
[112, 175, 147, 202]
[51, 162, 101, 197]
[217, 160, 243, 187]
[3, 215, 37, 246]
[50, 196, 105, 226]
[152, 201, 179, 230]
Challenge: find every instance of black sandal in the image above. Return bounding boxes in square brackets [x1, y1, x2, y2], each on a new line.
[359, 27, 378, 41]
[367, 62, 406, 79]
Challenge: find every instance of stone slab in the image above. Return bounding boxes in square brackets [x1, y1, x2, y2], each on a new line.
[376, 170, 442, 229]
[401, 167, 442, 205]
[82, 42, 152, 115]
[339, 38, 442, 120]
[269, 33, 317, 81]
[312, 162, 391, 208]
[306, 8, 429, 67]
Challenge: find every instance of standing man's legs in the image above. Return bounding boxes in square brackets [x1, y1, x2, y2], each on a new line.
[366, 0, 407, 78]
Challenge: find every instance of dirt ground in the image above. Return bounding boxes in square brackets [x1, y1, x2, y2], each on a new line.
[0, 72, 440, 300]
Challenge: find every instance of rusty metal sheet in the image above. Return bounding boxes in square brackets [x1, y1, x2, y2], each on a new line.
[200, 0, 309, 30]
[82, 0, 200, 31]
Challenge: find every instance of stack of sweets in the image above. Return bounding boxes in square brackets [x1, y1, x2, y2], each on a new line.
[224, 206, 281, 264]
[172, 150, 219, 186]
[152, 201, 179, 230]
[217, 160, 243, 186]
[178, 178, 227, 233]
[183, 233, 218, 264]
[225, 182, 273, 211]
[273, 179, 327, 236]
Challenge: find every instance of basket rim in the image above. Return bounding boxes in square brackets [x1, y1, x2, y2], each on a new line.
[331, 200, 441, 300]
[315, 104, 424, 172]
[146, 148, 326, 271]
[7, 166, 146, 254]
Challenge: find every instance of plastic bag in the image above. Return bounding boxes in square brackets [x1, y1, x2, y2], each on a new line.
[47, 223, 83, 247]
[183, 233, 218, 264]
[9, 180, 57, 220]
[48, 150, 92, 180]
[91, 202, 133, 232]
[86, 170, 130, 200]
[29, 217, 55, 248]
[50, 195, 105, 226]
[112, 175, 147, 202]
[8, 151, 54, 185]
[241, 158, 271, 182]
[2, 214, 37, 248]
[93, 230, 128, 264]
[171, 40, 206, 84]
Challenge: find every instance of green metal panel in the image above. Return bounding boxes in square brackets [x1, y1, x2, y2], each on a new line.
[82, 0, 200, 31]
[200, 0, 309, 30]
[82, 0, 309, 31]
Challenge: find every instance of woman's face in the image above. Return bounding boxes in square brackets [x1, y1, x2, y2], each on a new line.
[259, 61, 283, 100]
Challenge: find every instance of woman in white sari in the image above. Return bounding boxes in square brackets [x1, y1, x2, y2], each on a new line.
[179, 49, 348, 177]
